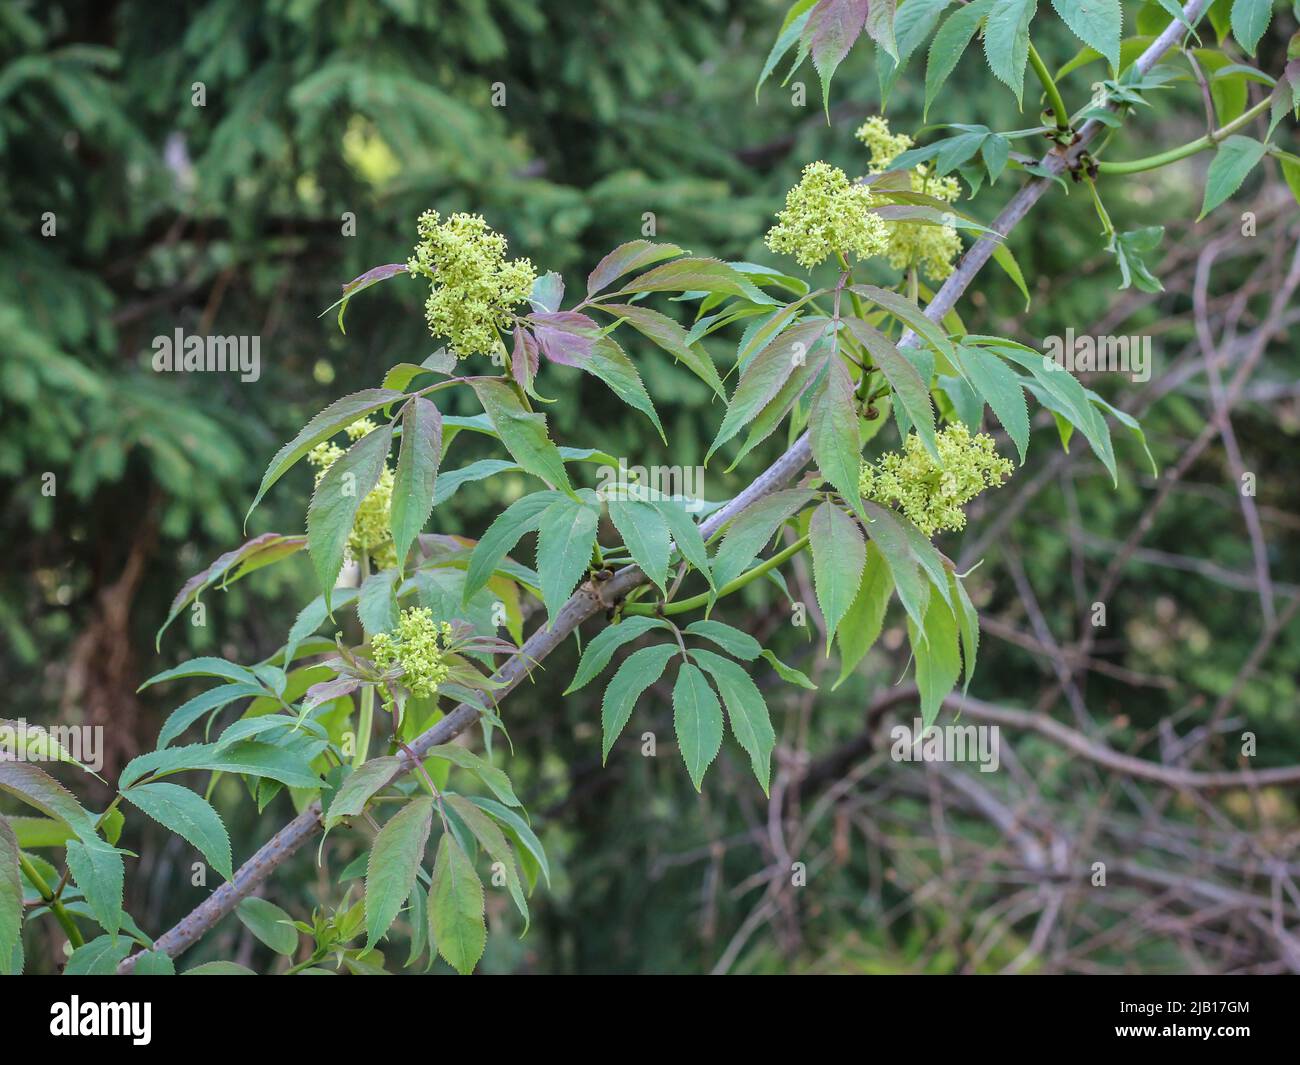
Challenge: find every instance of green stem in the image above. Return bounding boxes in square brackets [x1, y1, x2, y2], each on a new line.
[623, 534, 810, 617]
[835, 251, 868, 319]
[1028, 42, 1070, 132]
[1096, 96, 1272, 174]
[353, 555, 374, 768]
[19, 852, 84, 948]
[94, 795, 123, 832]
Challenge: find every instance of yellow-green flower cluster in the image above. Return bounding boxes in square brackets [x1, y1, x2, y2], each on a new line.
[406, 210, 535, 358]
[307, 419, 398, 570]
[856, 116, 914, 167]
[856, 116, 963, 282]
[859, 423, 1013, 536]
[764, 162, 889, 269]
[370, 607, 455, 697]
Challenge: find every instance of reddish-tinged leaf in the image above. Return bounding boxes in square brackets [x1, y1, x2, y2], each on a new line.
[158, 533, 305, 648]
[804, 0, 870, 111]
[303, 675, 362, 710]
[587, 240, 684, 296]
[511, 326, 540, 390]
[529, 311, 600, 367]
[324, 263, 409, 333]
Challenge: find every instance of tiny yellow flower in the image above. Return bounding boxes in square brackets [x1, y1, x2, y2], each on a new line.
[859, 423, 1013, 536]
[856, 116, 914, 168]
[855, 116, 963, 282]
[371, 607, 455, 697]
[764, 162, 889, 270]
[407, 210, 536, 358]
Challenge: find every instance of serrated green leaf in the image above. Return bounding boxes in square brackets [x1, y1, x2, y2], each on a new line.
[809, 499, 867, 648]
[119, 741, 323, 791]
[0, 817, 24, 966]
[248, 389, 403, 522]
[469, 379, 571, 492]
[673, 662, 724, 791]
[8, 816, 75, 849]
[140, 656, 263, 692]
[1051, 0, 1121, 71]
[983, 0, 1038, 105]
[926, 0, 993, 117]
[711, 488, 816, 590]
[308, 421, 393, 605]
[711, 319, 832, 460]
[423, 745, 521, 807]
[1230, 0, 1272, 55]
[1279, 155, 1300, 205]
[587, 240, 685, 295]
[685, 620, 763, 661]
[834, 542, 894, 687]
[131, 949, 176, 975]
[616, 256, 766, 301]
[861, 501, 929, 636]
[463, 489, 565, 604]
[536, 492, 600, 621]
[654, 499, 715, 589]
[607, 499, 671, 593]
[688, 648, 776, 794]
[808, 356, 864, 513]
[601, 302, 729, 400]
[985, 341, 1118, 483]
[356, 567, 400, 637]
[390, 397, 442, 573]
[566, 615, 673, 694]
[585, 337, 666, 442]
[123, 781, 234, 880]
[601, 644, 679, 762]
[949, 570, 980, 694]
[761, 647, 819, 688]
[955, 343, 1030, 463]
[908, 593, 961, 726]
[182, 961, 258, 974]
[64, 839, 143, 926]
[236, 896, 298, 956]
[992, 242, 1031, 308]
[65, 935, 132, 975]
[445, 794, 528, 927]
[0, 760, 98, 840]
[850, 285, 955, 360]
[428, 833, 486, 975]
[758, 1, 819, 97]
[1199, 135, 1268, 218]
[467, 796, 551, 890]
[324, 756, 401, 831]
[365, 796, 434, 948]
[1110, 226, 1166, 293]
[156, 683, 264, 750]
